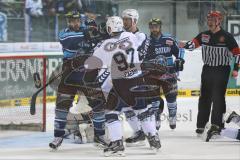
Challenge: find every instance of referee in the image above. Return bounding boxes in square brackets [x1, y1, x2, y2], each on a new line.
[182, 11, 240, 134]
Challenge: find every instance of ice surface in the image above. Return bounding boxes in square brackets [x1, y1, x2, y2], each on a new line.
[0, 97, 239, 160]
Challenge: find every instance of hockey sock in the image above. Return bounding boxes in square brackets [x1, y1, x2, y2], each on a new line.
[105, 111, 122, 141]
[54, 109, 69, 137]
[167, 102, 177, 117]
[122, 107, 141, 133]
[136, 107, 156, 136]
[92, 111, 105, 136]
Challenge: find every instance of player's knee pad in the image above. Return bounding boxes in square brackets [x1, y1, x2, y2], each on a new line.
[136, 108, 154, 121]
[56, 93, 75, 111]
[165, 93, 177, 103]
[105, 111, 120, 124]
[92, 111, 105, 135]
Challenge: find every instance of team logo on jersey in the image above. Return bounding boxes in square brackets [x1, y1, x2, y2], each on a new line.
[104, 37, 132, 52]
[104, 42, 117, 52]
[219, 36, 225, 43]
[166, 40, 173, 46]
[155, 47, 171, 54]
[201, 34, 210, 43]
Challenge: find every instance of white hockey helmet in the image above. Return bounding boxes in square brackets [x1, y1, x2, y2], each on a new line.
[121, 9, 139, 24]
[106, 16, 123, 34]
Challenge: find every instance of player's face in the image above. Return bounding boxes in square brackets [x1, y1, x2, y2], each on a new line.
[207, 17, 218, 31]
[67, 18, 81, 31]
[149, 24, 161, 37]
[122, 17, 133, 31]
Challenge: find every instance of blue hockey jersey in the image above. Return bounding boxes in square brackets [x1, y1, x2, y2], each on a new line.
[58, 27, 91, 59]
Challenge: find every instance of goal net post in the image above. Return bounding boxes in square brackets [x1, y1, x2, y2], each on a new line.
[0, 55, 47, 132]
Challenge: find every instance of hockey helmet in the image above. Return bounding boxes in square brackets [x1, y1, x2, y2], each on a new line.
[65, 10, 81, 19]
[207, 10, 223, 25]
[106, 16, 123, 34]
[122, 9, 139, 24]
[149, 18, 162, 26]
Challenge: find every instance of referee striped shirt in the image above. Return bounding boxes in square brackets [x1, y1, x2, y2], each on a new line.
[192, 28, 240, 67]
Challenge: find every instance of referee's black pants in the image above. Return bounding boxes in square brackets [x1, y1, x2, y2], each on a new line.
[197, 65, 230, 129]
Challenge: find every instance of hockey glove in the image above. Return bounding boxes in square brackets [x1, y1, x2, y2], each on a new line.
[184, 41, 195, 51]
[141, 59, 167, 76]
[174, 58, 185, 71]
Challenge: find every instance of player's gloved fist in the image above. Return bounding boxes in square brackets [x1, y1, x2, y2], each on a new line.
[174, 58, 185, 71]
[98, 22, 107, 35]
[184, 41, 195, 51]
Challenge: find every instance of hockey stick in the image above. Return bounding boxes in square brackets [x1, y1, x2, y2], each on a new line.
[30, 54, 90, 115]
[30, 69, 65, 115]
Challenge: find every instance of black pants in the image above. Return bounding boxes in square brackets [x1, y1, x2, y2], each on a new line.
[197, 65, 230, 129]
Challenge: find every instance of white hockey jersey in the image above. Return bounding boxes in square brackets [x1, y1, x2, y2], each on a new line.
[134, 30, 146, 47]
[84, 31, 141, 94]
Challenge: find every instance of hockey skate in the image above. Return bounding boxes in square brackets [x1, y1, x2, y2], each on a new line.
[103, 139, 125, 157]
[146, 133, 161, 153]
[94, 135, 108, 148]
[169, 116, 176, 129]
[125, 130, 146, 147]
[49, 137, 63, 150]
[225, 111, 239, 123]
[204, 124, 221, 142]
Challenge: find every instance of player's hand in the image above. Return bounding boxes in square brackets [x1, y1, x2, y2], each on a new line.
[232, 70, 238, 79]
[183, 41, 195, 51]
[178, 41, 185, 48]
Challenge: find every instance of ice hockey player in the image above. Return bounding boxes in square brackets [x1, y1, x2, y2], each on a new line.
[85, 16, 161, 157]
[120, 9, 165, 147]
[142, 18, 184, 130]
[49, 10, 107, 150]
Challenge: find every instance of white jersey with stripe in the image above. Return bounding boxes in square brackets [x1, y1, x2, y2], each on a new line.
[85, 31, 141, 94]
[134, 31, 147, 47]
